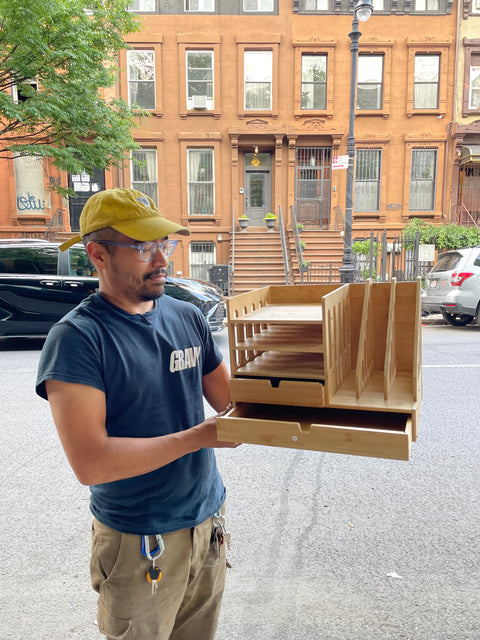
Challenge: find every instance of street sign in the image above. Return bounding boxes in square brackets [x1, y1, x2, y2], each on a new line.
[332, 155, 349, 170]
[418, 244, 435, 262]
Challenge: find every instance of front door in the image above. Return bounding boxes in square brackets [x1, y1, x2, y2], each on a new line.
[67, 169, 105, 232]
[244, 152, 271, 225]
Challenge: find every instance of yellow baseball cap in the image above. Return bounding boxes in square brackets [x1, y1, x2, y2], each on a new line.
[59, 188, 190, 251]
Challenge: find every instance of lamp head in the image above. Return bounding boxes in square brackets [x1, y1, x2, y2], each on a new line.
[355, 0, 373, 21]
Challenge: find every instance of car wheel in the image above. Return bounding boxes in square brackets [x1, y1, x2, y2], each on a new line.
[441, 310, 474, 326]
[475, 305, 480, 327]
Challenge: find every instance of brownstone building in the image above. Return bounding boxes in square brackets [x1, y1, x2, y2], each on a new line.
[3, 0, 474, 291]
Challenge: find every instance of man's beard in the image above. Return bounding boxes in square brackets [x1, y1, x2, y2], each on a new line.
[139, 268, 167, 302]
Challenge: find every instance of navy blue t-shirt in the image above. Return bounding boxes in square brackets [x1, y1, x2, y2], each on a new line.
[36, 292, 225, 535]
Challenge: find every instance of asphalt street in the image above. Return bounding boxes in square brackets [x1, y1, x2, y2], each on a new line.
[0, 321, 479, 640]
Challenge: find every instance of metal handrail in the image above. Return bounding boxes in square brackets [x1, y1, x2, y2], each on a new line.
[291, 205, 305, 283]
[277, 205, 290, 284]
[230, 205, 235, 296]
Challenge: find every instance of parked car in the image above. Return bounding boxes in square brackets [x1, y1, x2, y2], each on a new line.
[0, 239, 225, 337]
[422, 246, 480, 326]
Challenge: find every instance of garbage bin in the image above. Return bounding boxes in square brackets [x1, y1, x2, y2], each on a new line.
[209, 265, 230, 296]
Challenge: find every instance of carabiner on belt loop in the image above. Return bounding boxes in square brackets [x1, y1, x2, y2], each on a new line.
[141, 534, 165, 561]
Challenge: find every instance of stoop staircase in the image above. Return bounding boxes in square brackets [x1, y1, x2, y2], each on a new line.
[230, 229, 287, 295]
[230, 226, 345, 295]
[288, 229, 344, 283]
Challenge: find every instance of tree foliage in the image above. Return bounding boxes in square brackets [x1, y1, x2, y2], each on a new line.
[403, 218, 480, 251]
[0, 0, 142, 190]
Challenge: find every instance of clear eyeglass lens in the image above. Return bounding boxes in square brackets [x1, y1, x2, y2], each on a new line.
[140, 240, 176, 262]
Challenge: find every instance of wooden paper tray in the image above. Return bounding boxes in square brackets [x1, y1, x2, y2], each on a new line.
[217, 403, 412, 461]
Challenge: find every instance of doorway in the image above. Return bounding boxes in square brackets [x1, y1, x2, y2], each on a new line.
[244, 152, 271, 225]
[67, 169, 105, 232]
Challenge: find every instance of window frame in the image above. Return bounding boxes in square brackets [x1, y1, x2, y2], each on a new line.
[130, 148, 159, 204]
[406, 41, 451, 117]
[186, 50, 214, 111]
[354, 148, 382, 213]
[186, 147, 215, 217]
[356, 42, 392, 118]
[413, 54, 440, 110]
[126, 49, 156, 110]
[120, 43, 163, 116]
[184, 0, 215, 11]
[293, 42, 335, 118]
[357, 54, 384, 112]
[408, 148, 438, 212]
[300, 53, 328, 111]
[237, 37, 280, 118]
[242, 0, 274, 11]
[128, 0, 155, 12]
[462, 39, 480, 117]
[178, 38, 221, 118]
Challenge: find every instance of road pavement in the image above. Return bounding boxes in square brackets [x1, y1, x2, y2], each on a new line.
[0, 323, 479, 640]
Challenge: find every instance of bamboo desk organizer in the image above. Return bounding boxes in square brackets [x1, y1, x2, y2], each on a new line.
[216, 280, 422, 461]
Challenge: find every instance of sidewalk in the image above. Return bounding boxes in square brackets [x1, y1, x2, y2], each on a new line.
[422, 313, 445, 326]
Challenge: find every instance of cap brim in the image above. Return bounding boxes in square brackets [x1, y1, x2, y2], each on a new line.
[59, 236, 82, 251]
[113, 218, 191, 240]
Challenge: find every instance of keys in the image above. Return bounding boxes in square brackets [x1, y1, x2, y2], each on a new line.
[211, 512, 231, 559]
[146, 561, 162, 595]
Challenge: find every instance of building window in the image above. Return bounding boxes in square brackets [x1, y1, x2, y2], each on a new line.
[185, 0, 214, 10]
[243, 0, 274, 10]
[372, 0, 384, 10]
[357, 55, 383, 110]
[189, 241, 216, 282]
[301, 54, 327, 110]
[127, 50, 155, 109]
[354, 150, 381, 212]
[301, 0, 329, 9]
[469, 54, 480, 109]
[409, 149, 437, 211]
[414, 0, 439, 10]
[186, 51, 214, 110]
[244, 50, 272, 110]
[473, 0, 480, 13]
[187, 148, 214, 216]
[12, 78, 38, 103]
[128, 0, 155, 11]
[413, 54, 440, 109]
[131, 149, 158, 203]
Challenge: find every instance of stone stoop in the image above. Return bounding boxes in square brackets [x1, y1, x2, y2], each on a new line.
[287, 229, 345, 283]
[231, 229, 288, 295]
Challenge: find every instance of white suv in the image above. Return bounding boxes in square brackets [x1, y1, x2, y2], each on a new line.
[422, 246, 480, 326]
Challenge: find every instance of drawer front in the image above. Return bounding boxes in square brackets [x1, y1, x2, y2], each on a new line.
[217, 405, 412, 461]
[230, 378, 325, 408]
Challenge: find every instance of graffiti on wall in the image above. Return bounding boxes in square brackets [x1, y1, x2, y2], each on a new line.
[16, 193, 46, 211]
[14, 156, 50, 215]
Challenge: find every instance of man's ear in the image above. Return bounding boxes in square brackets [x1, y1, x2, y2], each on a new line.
[86, 242, 109, 272]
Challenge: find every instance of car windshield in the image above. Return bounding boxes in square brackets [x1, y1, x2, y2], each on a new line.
[430, 252, 463, 273]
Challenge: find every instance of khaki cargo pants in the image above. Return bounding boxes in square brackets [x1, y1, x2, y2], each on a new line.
[90, 510, 227, 640]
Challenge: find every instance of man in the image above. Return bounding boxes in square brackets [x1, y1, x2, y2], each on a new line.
[36, 188, 237, 640]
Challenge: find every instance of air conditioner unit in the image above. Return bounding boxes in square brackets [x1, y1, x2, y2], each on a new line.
[192, 95, 208, 109]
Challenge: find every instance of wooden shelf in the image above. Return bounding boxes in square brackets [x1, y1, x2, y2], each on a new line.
[230, 303, 323, 324]
[234, 324, 324, 353]
[236, 351, 324, 380]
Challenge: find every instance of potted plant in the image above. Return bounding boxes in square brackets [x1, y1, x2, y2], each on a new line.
[238, 213, 249, 232]
[263, 212, 277, 231]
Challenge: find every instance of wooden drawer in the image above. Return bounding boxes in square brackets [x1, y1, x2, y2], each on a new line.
[217, 404, 413, 461]
[230, 378, 325, 408]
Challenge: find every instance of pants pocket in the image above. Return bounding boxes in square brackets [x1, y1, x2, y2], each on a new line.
[97, 597, 133, 640]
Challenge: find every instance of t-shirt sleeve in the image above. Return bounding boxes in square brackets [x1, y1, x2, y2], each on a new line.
[35, 321, 105, 400]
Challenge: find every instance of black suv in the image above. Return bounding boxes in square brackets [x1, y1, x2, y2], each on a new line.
[0, 239, 225, 337]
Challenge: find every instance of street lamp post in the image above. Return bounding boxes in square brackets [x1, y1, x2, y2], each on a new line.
[339, 0, 373, 284]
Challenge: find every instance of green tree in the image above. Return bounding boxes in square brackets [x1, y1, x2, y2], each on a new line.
[0, 0, 142, 193]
